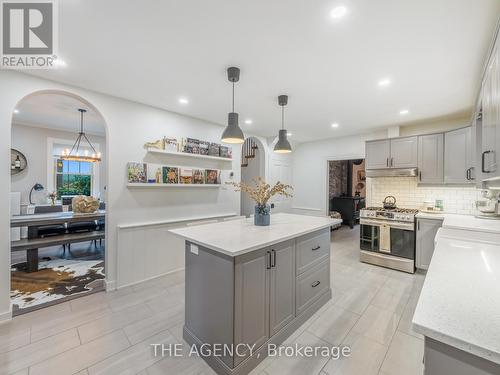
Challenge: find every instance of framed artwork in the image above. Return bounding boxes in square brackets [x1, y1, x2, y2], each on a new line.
[180, 168, 194, 184]
[162, 166, 179, 183]
[205, 169, 221, 184]
[127, 162, 147, 183]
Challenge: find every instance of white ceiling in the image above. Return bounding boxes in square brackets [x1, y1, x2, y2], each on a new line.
[27, 0, 500, 142]
[14, 93, 106, 136]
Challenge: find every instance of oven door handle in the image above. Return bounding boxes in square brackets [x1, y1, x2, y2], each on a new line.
[360, 219, 414, 231]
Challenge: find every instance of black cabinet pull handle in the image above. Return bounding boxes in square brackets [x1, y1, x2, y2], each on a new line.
[271, 249, 276, 268]
[312, 245, 321, 251]
[482, 151, 492, 173]
[386, 158, 389, 167]
[266, 251, 271, 269]
[311, 281, 321, 288]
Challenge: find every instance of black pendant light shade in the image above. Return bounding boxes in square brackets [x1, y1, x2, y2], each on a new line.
[274, 95, 292, 153]
[221, 67, 245, 144]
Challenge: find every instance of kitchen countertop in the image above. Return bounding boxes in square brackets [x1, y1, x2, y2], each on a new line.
[415, 211, 447, 220]
[442, 213, 500, 234]
[169, 213, 340, 257]
[413, 221, 500, 364]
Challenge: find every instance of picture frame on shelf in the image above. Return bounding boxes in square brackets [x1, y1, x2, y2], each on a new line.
[127, 162, 147, 183]
[180, 168, 194, 184]
[209, 142, 220, 157]
[147, 164, 163, 183]
[193, 169, 205, 184]
[162, 166, 179, 183]
[205, 169, 221, 184]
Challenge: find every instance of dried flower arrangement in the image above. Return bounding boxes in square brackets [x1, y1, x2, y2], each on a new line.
[227, 177, 293, 206]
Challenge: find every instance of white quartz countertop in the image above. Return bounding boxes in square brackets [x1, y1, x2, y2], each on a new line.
[413, 227, 500, 364]
[169, 213, 340, 257]
[442, 214, 500, 234]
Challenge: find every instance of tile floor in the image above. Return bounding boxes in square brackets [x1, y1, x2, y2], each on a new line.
[0, 226, 425, 375]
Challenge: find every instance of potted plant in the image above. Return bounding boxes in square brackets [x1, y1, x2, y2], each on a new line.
[228, 177, 293, 226]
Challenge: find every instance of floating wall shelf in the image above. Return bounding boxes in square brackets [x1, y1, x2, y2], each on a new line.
[127, 183, 221, 188]
[146, 148, 233, 162]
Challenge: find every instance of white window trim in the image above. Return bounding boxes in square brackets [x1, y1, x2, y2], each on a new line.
[46, 137, 100, 198]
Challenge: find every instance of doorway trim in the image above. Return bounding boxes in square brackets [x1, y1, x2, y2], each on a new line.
[323, 154, 364, 216]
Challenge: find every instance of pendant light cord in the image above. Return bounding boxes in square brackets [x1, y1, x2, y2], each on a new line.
[281, 105, 285, 129]
[232, 81, 235, 112]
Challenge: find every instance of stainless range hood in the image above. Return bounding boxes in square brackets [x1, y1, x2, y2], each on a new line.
[366, 168, 418, 178]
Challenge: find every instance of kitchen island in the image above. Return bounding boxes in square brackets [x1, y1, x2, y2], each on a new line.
[170, 213, 340, 375]
[413, 216, 500, 375]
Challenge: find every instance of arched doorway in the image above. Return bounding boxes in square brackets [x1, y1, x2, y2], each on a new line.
[9, 90, 108, 315]
[240, 137, 266, 216]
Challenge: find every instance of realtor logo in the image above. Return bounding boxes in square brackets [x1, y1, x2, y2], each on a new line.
[1, 0, 58, 69]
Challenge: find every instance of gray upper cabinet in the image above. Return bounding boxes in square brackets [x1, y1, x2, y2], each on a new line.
[234, 248, 270, 366]
[366, 139, 391, 169]
[365, 136, 417, 170]
[269, 240, 295, 336]
[416, 218, 443, 270]
[445, 127, 475, 184]
[418, 134, 444, 184]
[390, 136, 418, 168]
[476, 29, 500, 187]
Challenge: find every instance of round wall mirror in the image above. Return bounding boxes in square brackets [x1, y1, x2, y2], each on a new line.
[11, 148, 27, 175]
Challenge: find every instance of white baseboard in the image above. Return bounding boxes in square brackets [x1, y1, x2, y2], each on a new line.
[0, 306, 12, 324]
[116, 267, 185, 290]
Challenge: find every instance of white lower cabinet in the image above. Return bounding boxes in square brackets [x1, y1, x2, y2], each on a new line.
[416, 218, 443, 270]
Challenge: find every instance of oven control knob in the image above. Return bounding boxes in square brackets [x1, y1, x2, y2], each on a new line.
[406, 215, 410, 221]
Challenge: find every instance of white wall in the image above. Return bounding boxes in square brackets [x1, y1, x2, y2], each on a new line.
[291, 131, 386, 217]
[11, 123, 106, 205]
[0, 71, 261, 319]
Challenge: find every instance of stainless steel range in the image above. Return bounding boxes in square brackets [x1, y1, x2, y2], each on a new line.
[359, 206, 418, 273]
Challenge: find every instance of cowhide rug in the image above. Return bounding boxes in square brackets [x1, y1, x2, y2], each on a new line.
[11, 257, 105, 310]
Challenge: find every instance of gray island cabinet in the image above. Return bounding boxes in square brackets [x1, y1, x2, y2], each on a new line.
[170, 213, 339, 375]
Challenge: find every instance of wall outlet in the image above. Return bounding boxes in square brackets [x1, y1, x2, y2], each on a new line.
[190, 244, 199, 255]
[271, 203, 275, 209]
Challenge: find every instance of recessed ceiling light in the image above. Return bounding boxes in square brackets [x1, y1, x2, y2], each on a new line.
[400, 109, 409, 115]
[178, 97, 189, 104]
[330, 6, 347, 19]
[378, 78, 391, 87]
[331, 123, 339, 128]
[13, 109, 19, 114]
[287, 132, 293, 137]
[244, 119, 253, 125]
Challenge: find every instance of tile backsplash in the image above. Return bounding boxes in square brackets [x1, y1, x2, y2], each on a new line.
[366, 177, 482, 215]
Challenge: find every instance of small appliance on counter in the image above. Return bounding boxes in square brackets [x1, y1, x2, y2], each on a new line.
[475, 189, 500, 220]
[359, 196, 418, 273]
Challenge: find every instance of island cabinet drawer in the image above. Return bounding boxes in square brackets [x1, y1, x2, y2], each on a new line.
[296, 260, 329, 315]
[296, 229, 330, 275]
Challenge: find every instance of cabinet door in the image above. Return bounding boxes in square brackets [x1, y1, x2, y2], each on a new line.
[391, 136, 418, 168]
[418, 134, 444, 184]
[234, 249, 270, 366]
[269, 240, 295, 336]
[366, 140, 391, 169]
[444, 127, 473, 184]
[416, 218, 442, 270]
[482, 47, 499, 177]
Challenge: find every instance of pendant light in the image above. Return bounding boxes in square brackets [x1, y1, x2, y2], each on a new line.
[60, 109, 101, 162]
[274, 95, 292, 153]
[221, 67, 245, 144]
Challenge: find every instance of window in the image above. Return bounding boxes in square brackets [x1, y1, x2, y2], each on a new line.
[55, 159, 93, 199]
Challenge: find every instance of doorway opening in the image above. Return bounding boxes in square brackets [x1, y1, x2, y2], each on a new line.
[240, 137, 266, 217]
[328, 159, 366, 229]
[10, 91, 107, 315]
